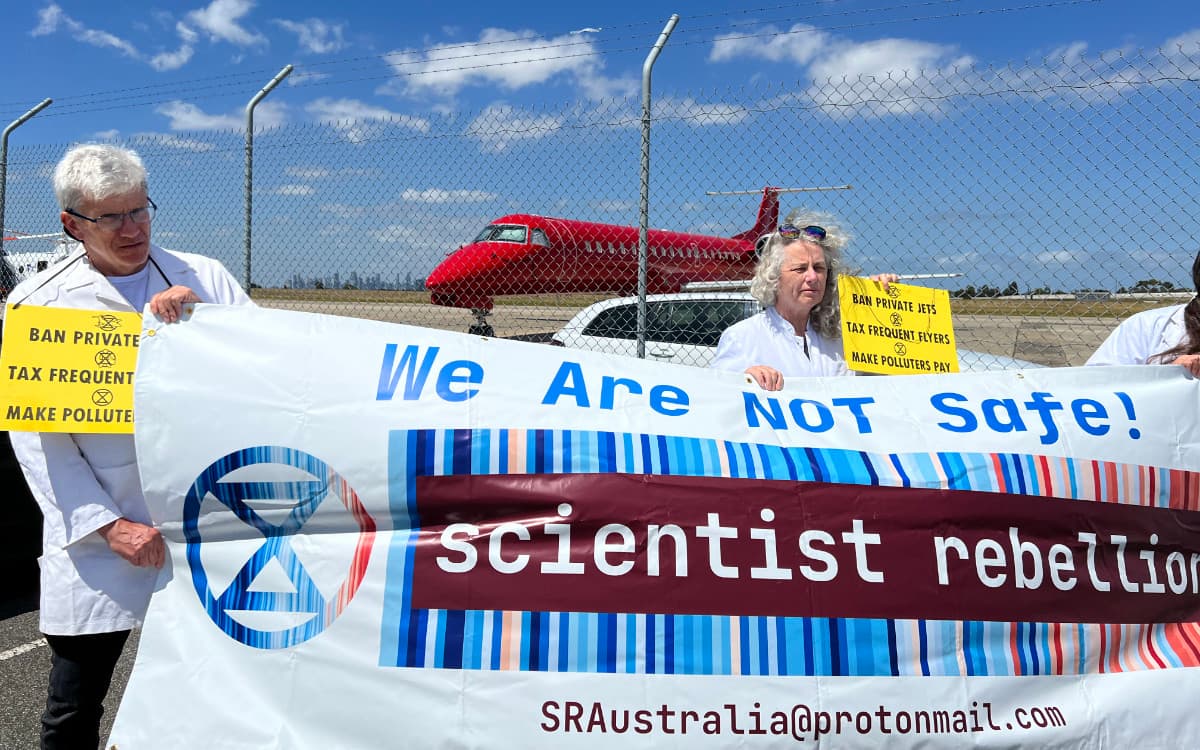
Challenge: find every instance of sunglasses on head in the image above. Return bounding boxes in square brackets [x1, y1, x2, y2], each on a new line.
[778, 224, 827, 242]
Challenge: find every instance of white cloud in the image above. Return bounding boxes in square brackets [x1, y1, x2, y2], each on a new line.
[467, 103, 564, 153]
[186, 0, 265, 47]
[274, 184, 315, 196]
[156, 101, 240, 130]
[129, 133, 216, 152]
[1164, 29, 1200, 55]
[707, 22, 963, 78]
[273, 18, 345, 54]
[177, 21, 199, 44]
[1043, 41, 1090, 64]
[807, 39, 972, 117]
[306, 97, 430, 143]
[400, 188, 496, 204]
[286, 69, 332, 86]
[31, 4, 64, 35]
[706, 25, 1200, 120]
[710, 24, 827, 65]
[150, 23, 197, 71]
[31, 4, 208, 72]
[808, 38, 969, 84]
[707, 22, 971, 117]
[575, 70, 637, 101]
[985, 38, 1179, 106]
[92, 129, 121, 141]
[156, 100, 286, 131]
[31, 3, 140, 59]
[150, 46, 194, 71]
[381, 27, 620, 99]
[658, 97, 750, 126]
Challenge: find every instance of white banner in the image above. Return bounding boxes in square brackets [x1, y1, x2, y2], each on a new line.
[111, 303, 1200, 748]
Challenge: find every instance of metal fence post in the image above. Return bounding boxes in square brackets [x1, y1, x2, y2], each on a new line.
[1, 99, 53, 256]
[244, 65, 293, 292]
[637, 14, 679, 359]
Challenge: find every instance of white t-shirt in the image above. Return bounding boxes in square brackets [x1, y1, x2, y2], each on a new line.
[107, 263, 153, 311]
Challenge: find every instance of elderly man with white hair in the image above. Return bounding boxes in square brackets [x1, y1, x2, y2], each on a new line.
[6, 143, 252, 749]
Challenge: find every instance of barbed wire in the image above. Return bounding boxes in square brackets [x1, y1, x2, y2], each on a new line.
[0, 0, 879, 112]
[1, 0, 1101, 122]
[0, 0, 850, 113]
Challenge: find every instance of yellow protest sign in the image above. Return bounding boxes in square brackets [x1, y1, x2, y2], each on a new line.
[838, 276, 958, 375]
[1, 304, 142, 433]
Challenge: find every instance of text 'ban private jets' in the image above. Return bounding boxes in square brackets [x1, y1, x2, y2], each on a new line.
[425, 187, 849, 334]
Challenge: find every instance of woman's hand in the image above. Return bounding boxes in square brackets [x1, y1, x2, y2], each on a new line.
[869, 273, 900, 291]
[745, 365, 785, 391]
[149, 285, 201, 323]
[1171, 353, 1200, 376]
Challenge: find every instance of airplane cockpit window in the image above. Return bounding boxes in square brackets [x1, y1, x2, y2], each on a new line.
[531, 229, 550, 247]
[473, 224, 529, 244]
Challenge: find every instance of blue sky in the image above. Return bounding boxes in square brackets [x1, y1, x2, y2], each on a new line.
[1, 0, 1192, 146]
[1, 1, 1197, 292]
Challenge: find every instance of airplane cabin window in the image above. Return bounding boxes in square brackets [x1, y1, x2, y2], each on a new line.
[531, 229, 550, 247]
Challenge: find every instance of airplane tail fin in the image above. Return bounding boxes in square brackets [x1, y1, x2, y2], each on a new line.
[730, 186, 780, 244]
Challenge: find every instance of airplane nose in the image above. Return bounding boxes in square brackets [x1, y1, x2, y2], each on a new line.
[424, 262, 453, 288]
[425, 247, 475, 289]
[427, 243, 508, 310]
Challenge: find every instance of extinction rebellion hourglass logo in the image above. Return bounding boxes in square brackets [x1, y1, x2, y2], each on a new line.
[183, 446, 375, 649]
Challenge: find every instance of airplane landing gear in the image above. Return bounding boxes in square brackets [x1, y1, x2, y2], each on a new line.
[468, 308, 494, 337]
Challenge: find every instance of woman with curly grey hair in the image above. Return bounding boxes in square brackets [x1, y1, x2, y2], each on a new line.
[709, 208, 895, 390]
[1086, 249, 1200, 375]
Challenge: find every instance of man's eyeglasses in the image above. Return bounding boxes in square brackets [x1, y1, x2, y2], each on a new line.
[778, 224, 826, 242]
[66, 198, 157, 232]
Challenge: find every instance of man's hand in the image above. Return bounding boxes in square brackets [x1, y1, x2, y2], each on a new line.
[745, 365, 785, 391]
[149, 285, 201, 323]
[98, 518, 165, 569]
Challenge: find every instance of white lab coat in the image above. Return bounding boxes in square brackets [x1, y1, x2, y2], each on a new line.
[1086, 304, 1187, 366]
[709, 306, 850, 378]
[6, 244, 252, 635]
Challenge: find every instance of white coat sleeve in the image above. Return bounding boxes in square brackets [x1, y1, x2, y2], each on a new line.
[1086, 319, 1146, 365]
[8, 430, 123, 546]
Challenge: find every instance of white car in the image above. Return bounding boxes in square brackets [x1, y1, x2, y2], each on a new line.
[552, 292, 1046, 372]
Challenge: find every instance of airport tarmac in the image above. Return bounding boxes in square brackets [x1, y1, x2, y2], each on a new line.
[0, 597, 137, 750]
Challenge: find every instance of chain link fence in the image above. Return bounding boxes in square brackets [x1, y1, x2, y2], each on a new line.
[2, 47, 1197, 368]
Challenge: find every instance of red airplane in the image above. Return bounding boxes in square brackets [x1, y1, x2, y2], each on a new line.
[426, 187, 787, 335]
